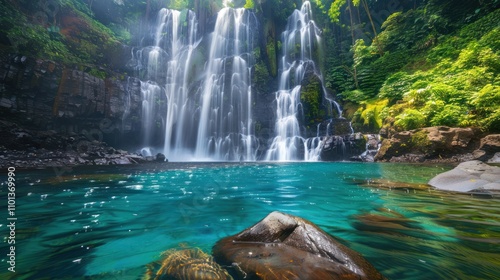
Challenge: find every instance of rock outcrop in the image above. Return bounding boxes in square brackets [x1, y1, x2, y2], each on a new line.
[213, 211, 385, 280]
[428, 160, 500, 193]
[0, 54, 144, 148]
[320, 133, 367, 161]
[0, 120, 150, 168]
[472, 134, 500, 162]
[374, 126, 499, 163]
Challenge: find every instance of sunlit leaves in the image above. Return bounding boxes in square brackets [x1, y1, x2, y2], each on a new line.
[394, 109, 426, 130]
[328, 0, 346, 23]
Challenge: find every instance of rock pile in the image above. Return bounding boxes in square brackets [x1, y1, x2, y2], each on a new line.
[0, 120, 152, 168]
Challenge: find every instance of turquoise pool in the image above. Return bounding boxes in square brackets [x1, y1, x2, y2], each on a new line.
[1, 162, 499, 279]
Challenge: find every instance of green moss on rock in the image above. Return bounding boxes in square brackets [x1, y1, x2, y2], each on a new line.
[300, 74, 323, 125]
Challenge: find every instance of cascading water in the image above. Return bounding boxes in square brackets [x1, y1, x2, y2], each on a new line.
[131, 4, 351, 162]
[161, 10, 201, 160]
[133, 7, 257, 161]
[195, 8, 258, 161]
[265, 1, 324, 161]
[131, 9, 201, 158]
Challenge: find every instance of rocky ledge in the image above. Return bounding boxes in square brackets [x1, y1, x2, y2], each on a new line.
[0, 120, 166, 169]
[429, 160, 500, 193]
[212, 211, 385, 280]
[375, 126, 500, 163]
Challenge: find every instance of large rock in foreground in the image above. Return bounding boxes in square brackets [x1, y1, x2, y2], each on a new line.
[429, 160, 500, 193]
[212, 211, 385, 280]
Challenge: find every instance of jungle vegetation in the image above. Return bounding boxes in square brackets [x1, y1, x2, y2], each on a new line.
[1, 0, 499, 133]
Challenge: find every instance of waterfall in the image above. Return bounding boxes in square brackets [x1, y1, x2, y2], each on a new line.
[161, 9, 201, 160]
[131, 3, 350, 162]
[131, 9, 200, 158]
[265, 1, 323, 161]
[195, 8, 258, 161]
[133, 7, 257, 161]
[140, 81, 162, 147]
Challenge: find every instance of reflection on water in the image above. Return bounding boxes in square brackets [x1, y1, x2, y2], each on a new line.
[0, 162, 498, 279]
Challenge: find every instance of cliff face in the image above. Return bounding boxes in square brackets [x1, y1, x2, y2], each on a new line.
[0, 54, 143, 148]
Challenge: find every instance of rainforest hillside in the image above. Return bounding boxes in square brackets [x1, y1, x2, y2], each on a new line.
[1, 0, 499, 135]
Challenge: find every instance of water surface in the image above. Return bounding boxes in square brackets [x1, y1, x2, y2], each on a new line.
[1, 162, 498, 279]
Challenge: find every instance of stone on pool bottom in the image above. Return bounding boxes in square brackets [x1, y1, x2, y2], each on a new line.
[146, 211, 385, 279]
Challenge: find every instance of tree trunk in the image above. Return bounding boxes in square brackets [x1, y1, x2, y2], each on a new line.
[347, 0, 359, 88]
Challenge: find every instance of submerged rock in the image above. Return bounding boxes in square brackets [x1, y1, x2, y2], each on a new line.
[213, 211, 385, 280]
[145, 248, 232, 280]
[428, 160, 500, 193]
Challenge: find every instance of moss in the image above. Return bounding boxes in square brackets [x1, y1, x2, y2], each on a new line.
[1, 0, 121, 67]
[88, 68, 107, 80]
[409, 130, 433, 154]
[266, 41, 277, 77]
[253, 61, 270, 94]
[300, 75, 323, 124]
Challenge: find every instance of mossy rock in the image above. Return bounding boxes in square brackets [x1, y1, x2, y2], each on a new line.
[145, 248, 232, 280]
[300, 72, 324, 126]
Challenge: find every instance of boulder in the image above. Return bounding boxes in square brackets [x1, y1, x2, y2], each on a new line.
[488, 152, 500, 163]
[213, 211, 385, 280]
[156, 153, 167, 162]
[478, 134, 500, 153]
[472, 134, 500, 161]
[375, 126, 482, 163]
[428, 160, 500, 193]
[321, 133, 369, 162]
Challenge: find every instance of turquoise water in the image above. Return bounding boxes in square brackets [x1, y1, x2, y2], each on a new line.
[1, 162, 499, 279]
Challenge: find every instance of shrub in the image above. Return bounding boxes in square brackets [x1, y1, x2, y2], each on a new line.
[341, 89, 367, 103]
[471, 84, 500, 114]
[394, 109, 427, 130]
[430, 104, 466, 127]
[482, 109, 500, 132]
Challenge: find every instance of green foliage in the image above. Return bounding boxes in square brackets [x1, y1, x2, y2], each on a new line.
[108, 23, 131, 43]
[352, 99, 388, 131]
[2, 3, 75, 63]
[460, 8, 500, 41]
[409, 130, 433, 153]
[244, 0, 255, 9]
[1, 0, 123, 66]
[471, 84, 500, 111]
[482, 109, 500, 132]
[300, 76, 323, 124]
[356, 50, 407, 98]
[262, 0, 297, 24]
[88, 68, 107, 79]
[332, 3, 500, 133]
[328, 0, 345, 23]
[253, 61, 270, 94]
[379, 72, 421, 101]
[403, 86, 431, 107]
[266, 41, 277, 77]
[470, 84, 500, 131]
[353, 39, 375, 68]
[341, 89, 366, 103]
[168, 0, 189, 10]
[394, 109, 426, 130]
[430, 104, 465, 127]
